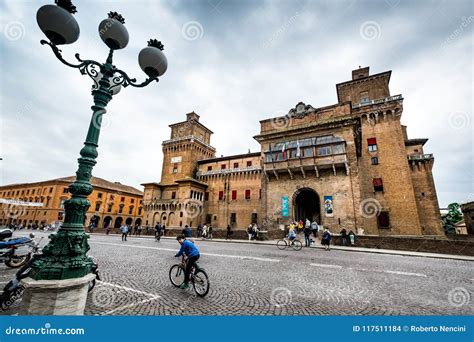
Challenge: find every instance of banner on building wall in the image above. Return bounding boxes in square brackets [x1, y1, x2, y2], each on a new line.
[281, 196, 289, 217]
[171, 156, 182, 163]
[324, 196, 333, 217]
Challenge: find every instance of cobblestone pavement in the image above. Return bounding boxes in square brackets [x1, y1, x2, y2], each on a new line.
[1, 231, 473, 316]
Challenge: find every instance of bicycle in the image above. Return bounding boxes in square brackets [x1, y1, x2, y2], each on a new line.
[277, 237, 303, 251]
[169, 256, 210, 297]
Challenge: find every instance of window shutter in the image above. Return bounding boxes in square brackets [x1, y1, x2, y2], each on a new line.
[373, 178, 383, 186]
[231, 190, 237, 200]
[367, 138, 377, 145]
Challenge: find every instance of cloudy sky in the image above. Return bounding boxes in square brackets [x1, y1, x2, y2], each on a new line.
[0, 0, 472, 207]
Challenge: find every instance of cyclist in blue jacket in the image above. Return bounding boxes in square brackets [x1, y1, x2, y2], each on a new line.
[175, 235, 200, 289]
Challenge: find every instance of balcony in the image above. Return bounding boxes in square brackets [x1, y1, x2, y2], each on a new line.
[264, 153, 349, 179]
[408, 154, 433, 161]
[197, 166, 262, 177]
[352, 94, 403, 109]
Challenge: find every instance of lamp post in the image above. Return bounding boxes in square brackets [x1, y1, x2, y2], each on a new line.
[21, 0, 167, 315]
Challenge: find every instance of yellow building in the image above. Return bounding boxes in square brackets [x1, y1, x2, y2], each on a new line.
[0, 176, 143, 230]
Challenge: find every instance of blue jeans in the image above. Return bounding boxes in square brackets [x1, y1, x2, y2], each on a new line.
[304, 235, 311, 247]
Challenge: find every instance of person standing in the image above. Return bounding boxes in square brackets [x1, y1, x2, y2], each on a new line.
[297, 220, 304, 233]
[339, 228, 347, 246]
[208, 225, 213, 239]
[202, 224, 208, 239]
[120, 224, 129, 241]
[303, 224, 312, 247]
[155, 223, 162, 242]
[226, 224, 232, 240]
[162, 224, 166, 236]
[348, 230, 356, 246]
[311, 220, 318, 239]
[321, 228, 331, 251]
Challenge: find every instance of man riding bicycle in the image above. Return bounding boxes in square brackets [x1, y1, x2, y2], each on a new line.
[287, 227, 297, 244]
[175, 235, 200, 289]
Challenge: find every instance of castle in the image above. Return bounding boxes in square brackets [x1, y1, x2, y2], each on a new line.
[142, 67, 444, 236]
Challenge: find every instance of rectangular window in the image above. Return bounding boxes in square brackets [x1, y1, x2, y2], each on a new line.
[368, 138, 377, 152]
[233, 162, 239, 168]
[231, 190, 237, 200]
[304, 147, 313, 157]
[95, 203, 100, 211]
[359, 91, 370, 104]
[218, 191, 224, 201]
[332, 144, 345, 154]
[317, 146, 331, 156]
[119, 206, 123, 214]
[259, 189, 262, 199]
[221, 164, 226, 170]
[32, 189, 35, 195]
[171, 191, 176, 199]
[63, 188, 68, 193]
[98, 192, 102, 199]
[204, 192, 209, 201]
[128, 207, 133, 215]
[121, 197, 125, 202]
[246, 161, 252, 167]
[107, 204, 113, 213]
[251, 213, 258, 224]
[373, 178, 384, 192]
[230, 213, 237, 223]
[49, 187, 53, 193]
[245, 189, 251, 200]
[173, 163, 178, 173]
[377, 211, 390, 228]
[207, 166, 212, 171]
[371, 157, 379, 165]
[131, 199, 134, 203]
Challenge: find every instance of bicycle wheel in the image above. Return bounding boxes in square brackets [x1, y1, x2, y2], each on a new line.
[192, 268, 210, 297]
[169, 264, 185, 287]
[277, 240, 287, 250]
[292, 240, 303, 251]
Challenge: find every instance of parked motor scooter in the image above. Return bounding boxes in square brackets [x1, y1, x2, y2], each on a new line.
[0, 229, 42, 268]
[0, 254, 100, 311]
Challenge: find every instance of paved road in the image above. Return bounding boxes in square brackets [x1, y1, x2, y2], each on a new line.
[1, 231, 473, 315]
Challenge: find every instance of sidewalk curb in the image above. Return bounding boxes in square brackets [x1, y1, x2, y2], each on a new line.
[88, 232, 474, 262]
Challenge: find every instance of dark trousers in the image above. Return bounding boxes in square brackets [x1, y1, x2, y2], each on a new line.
[184, 255, 200, 284]
[304, 234, 311, 247]
[121, 233, 127, 241]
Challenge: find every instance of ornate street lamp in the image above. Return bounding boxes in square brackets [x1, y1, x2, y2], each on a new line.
[22, 0, 166, 313]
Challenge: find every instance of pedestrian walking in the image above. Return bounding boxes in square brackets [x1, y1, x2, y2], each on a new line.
[162, 224, 166, 236]
[155, 223, 162, 242]
[182, 225, 192, 238]
[303, 224, 312, 247]
[120, 224, 129, 241]
[105, 225, 111, 235]
[208, 225, 213, 239]
[226, 224, 233, 240]
[321, 228, 331, 251]
[197, 224, 202, 238]
[247, 224, 253, 240]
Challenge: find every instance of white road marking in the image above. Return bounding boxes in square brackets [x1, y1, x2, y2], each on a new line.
[100, 297, 160, 316]
[383, 270, 427, 277]
[91, 241, 280, 263]
[310, 263, 343, 269]
[96, 280, 161, 298]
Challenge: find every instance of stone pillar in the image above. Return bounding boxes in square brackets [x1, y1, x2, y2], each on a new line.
[20, 273, 96, 315]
